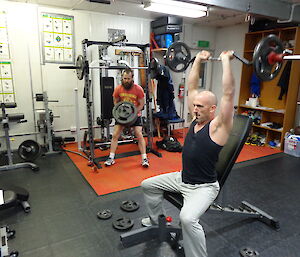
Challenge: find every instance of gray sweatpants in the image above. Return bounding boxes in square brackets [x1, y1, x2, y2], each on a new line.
[141, 171, 220, 257]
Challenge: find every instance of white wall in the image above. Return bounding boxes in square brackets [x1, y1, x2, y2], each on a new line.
[0, 1, 152, 149]
[210, 23, 249, 110]
[0, 0, 249, 151]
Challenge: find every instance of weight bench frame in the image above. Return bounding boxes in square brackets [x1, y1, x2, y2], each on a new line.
[120, 115, 280, 251]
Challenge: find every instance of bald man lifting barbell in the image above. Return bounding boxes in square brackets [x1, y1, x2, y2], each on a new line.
[141, 50, 235, 257]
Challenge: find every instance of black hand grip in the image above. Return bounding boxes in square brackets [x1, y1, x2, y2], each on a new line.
[59, 66, 79, 69]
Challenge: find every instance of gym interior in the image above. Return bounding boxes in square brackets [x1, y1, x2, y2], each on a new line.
[1, 0, 300, 256]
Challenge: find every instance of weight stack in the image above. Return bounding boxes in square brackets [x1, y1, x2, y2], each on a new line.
[100, 77, 114, 120]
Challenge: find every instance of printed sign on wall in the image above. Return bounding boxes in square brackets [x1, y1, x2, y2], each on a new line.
[41, 13, 74, 64]
[0, 10, 15, 103]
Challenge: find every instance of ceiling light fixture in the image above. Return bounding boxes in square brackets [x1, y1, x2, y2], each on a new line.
[144, 0, 208, 18]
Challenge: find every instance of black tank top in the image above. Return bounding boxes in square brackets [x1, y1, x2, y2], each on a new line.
[182, 120, 223, 184]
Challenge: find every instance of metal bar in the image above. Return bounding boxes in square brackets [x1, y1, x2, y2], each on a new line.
[74, 88, 81, 151]
[120, 226, 158, 248]
[208, 57, 220, 61]
[186, 0, 300, 23]
[241, 201, 280, 230]
[0, 132, 39, 138]
[83, 39, 149, 49]
[90, 66, 149, 70]
[43, 91, 54, 153]
[95, 139, 134, 146]
[283, 55, 300, 60]
[82, 40, 96, 163]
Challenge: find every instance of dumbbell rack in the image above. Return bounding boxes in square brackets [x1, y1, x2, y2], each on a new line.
[0, 103, 39, 172]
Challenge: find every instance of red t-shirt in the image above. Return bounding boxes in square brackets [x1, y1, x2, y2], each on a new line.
[113, 84, 145, 115]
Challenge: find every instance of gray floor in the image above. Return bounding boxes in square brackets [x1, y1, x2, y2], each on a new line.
[0, 151, 299, 257]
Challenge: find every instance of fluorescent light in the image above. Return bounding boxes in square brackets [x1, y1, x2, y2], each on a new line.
[144, 0, 208, 18]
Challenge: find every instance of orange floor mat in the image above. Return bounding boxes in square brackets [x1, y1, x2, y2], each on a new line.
[64, 135, 282, 196]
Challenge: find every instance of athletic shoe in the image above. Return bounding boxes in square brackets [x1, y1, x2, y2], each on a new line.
[142, 158, 149, 168]
[141, 217, 171, 227]
[141, 217, 153, 227]
[104, 157, 115, 166]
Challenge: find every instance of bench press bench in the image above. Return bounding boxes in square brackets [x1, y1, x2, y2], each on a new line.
[120, 115, 280, 251]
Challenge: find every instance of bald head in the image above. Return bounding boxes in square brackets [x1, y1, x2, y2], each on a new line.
[196, 91, 218, 106]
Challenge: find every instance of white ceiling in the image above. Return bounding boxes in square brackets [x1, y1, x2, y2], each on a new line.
[6, 0, 300, 27]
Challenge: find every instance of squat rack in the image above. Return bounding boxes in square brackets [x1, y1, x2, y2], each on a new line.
[80, 39, 161, 169]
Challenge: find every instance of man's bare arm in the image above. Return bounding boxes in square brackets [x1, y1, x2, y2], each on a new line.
[187, 51, 211, 114]
[214, 51, 235, 132]
[113, 97, 120, 105]
[137, 98, 145, 113]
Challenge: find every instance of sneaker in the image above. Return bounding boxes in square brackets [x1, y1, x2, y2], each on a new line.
[141, 217, 171, 227]
[141, 217, 153, 227]
[142, 158, 149, 168]
[104, 157, 115, 166]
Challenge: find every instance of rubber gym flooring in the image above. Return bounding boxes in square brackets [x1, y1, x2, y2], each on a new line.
[0, 152, 299, 257]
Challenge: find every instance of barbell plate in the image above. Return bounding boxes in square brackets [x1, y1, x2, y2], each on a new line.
[18, 140, 41, 162]
[112, 101, 137, 126]
[97, 209, 112, 220]
[59, 54, 86, 80]
[112, 217, 134, 231]
[253, 34, 284, 81]
[120, 200, 139, 212]
[239, 247, 259, 257]
[165, 42, 191, 73]
[76, 55, 85, 80]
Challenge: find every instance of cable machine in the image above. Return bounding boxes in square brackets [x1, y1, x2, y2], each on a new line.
[78, 39, 161, 169]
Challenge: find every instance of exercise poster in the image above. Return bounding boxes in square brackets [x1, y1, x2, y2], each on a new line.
[0, 10, 15, 103]
[41, 12, 75, 64]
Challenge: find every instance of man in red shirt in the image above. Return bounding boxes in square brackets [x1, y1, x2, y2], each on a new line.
[104, 68, 149, 168]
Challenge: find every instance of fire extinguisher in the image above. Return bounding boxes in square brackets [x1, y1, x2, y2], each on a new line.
[178, 83, 185, 99]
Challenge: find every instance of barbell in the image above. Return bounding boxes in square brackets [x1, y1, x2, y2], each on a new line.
[59, 56, 148, 80]
[165, 34, 300, 81]
[59, 34, 299, 82]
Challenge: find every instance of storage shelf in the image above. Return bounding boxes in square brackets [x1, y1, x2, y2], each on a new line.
[238, 27, 300, 150]
[252, 124, 283, 132]
[151, 48, 168, 52]
[239, 105, 285, 114]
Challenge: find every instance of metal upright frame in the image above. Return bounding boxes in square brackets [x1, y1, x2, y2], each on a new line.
[81, 39, 161, 169]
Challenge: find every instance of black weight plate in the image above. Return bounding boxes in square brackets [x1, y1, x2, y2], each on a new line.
[97, 209, 112, 220]
[120, 200, 139, 212]
[166, 41, 191, 72]
[253, 34, 284, 81]
[239, 247, 259, 257]
[18, 140, 41, 161]
[76, 55, 85, 80]
[112, 101, 137, 126]
[112, 217, 134, 231]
